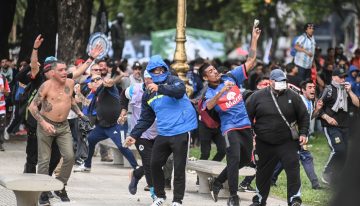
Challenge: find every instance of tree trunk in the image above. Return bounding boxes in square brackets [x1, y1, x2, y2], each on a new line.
[0, 0, 17, 60]
[18, 0, 57, 62]
[57, 0, 93, 65]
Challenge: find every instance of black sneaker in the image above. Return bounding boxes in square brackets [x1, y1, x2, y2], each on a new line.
[128, 170, 140, 195]
[54, 187, 70, 202]
[208, 177, 222, 202]
[39, 192, 50, 206]
[46, 191, 54, 198]
[312, 184, 323, 190]
[250, 196, 262, 206]
[238, 183, 255, 192]
[290, 201, 301, 206]
[165, 178, 171, 190]
[227, 195, 240, 206]
[0, 144, 4, 151]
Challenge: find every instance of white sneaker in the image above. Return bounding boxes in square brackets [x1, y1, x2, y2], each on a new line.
[172, 202, 182, 206]
[151, 198, 166, 206]
[4, 130, 9, 140]
[73, 164, 91, 173]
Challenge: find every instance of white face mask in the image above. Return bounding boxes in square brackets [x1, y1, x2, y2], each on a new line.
[274, 81, 287, 90]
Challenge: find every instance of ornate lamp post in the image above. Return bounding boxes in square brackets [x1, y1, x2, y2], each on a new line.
[171, 0, 193, 96]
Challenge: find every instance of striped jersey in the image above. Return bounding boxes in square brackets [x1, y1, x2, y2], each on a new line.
[294, 34, 316, 69]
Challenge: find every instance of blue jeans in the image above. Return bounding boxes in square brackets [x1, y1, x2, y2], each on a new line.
[84, 124, 138, 169]
[299, 150, 319, 187]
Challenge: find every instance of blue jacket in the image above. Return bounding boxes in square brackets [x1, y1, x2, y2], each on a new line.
[346, 65, 359, 85]
[130, 55, 197, 138]
[352, 81, 360, 97]
[204, 65, 251, 134]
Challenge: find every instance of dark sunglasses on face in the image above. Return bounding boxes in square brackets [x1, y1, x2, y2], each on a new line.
[91, 77, 102, 83]
[92, 69, 101, 72]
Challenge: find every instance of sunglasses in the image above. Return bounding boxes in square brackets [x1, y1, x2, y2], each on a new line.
[91, 77, 102, 83]
[92, 69, 101, 72]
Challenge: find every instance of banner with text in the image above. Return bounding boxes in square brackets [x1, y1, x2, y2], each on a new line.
[151, 28, 225, 61]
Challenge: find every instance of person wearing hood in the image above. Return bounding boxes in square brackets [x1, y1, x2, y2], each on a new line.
[351, 72, 360, 97]
[345, 65, 359, 85]
[125, 55, 198, 206]
[246, 69, 310, 206]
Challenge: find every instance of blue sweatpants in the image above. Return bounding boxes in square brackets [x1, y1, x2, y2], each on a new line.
[84, 124, 138, 169]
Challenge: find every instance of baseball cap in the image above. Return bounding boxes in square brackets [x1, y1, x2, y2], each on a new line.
[44, 56, 57, 65]
[270, 69, 287, 81]
[132, 61, 142, 70]
[332, 68, 347, 77]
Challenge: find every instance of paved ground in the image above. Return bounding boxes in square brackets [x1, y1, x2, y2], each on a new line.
[0, 139, 288, 206]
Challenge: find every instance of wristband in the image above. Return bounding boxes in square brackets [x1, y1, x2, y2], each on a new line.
[89, 56, 95, 61]
[33, 47, 39, 50]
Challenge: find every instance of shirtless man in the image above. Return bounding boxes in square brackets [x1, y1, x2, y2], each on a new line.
[29, 61, 83, 203]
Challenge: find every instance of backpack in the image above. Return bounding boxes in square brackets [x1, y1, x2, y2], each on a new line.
[290, 34, 306, 57]
[197, 98, 220, 129]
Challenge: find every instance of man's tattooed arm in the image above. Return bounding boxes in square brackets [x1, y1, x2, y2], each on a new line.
[29, 84, 46, 123]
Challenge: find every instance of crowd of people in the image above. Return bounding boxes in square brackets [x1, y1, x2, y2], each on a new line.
[0, 22, 359, 206]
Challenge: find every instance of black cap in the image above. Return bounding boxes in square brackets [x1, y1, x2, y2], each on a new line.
[332, 68, 347, 77]
[132, 61, 142, 70]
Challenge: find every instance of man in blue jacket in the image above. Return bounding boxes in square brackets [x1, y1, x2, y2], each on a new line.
[125, 55, 198, 206]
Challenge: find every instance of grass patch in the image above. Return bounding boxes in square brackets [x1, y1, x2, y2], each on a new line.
[189, 133, 331, 206]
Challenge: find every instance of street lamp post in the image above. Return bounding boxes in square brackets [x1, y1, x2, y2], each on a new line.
[171, 0, 193, 96]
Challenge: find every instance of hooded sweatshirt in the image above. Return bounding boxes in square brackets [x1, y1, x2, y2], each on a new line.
[130, 55, 197, 138]
[346, 65, 359, 85]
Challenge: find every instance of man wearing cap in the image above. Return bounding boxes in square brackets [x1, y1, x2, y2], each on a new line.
[246, 69, 309, 206]
[124, 55, 197, 206]
[294, 23, 316, 80]
[129, 61, 143, 85]
[318, 68, 359, 185]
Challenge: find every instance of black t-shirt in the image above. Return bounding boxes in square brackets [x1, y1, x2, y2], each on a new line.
[95, 86, 121, 127]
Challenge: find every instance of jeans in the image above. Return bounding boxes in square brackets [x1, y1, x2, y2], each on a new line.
[84, 124, 138, 169]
